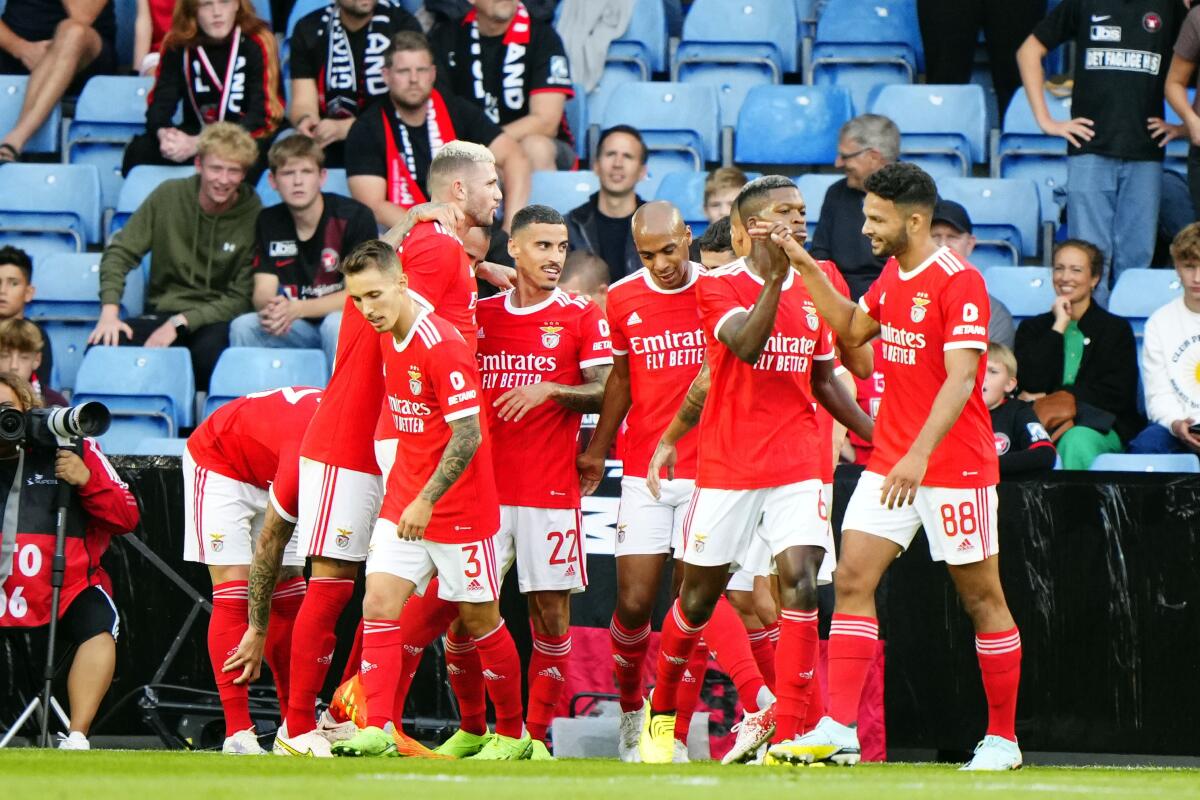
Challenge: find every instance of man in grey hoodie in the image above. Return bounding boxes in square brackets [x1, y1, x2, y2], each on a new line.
[90, 123, 260, 390]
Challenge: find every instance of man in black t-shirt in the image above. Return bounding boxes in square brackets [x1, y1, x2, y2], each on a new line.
[288, 0, 422, 169]
[1017, 0, 1185, 301]
[230, 135, 376, 369]
[344, 30, 531, 230]
[0, 0, 116, 162]
[430, 0, 577, 171]
[565, 125, 647, 283]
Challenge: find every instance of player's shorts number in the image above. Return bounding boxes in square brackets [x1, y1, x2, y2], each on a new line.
[449, 371, 466, 391]
[547, 529, 579, 565]
[818, 493, 829, 521]
[462, 544, 482, 578]
[939, 502, 978, 538]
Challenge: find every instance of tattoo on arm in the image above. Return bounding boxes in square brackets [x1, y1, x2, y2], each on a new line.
[552, 364, 612, 413]
[419, 414, 482, 504]
[678, 363, 710, 427]
[247, 512, 292, 632]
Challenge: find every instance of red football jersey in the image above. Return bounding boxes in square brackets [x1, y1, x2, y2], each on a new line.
[379, 310, 499, 544]
[188, 387, 323, 518]
[858, 246, 999, 487]
[607, 264, 706, 480]
[695, 260, 834, 490]
[850, 339, 886, 466]
[400, 220, 478, 350]
[299, 296, 383, 475]
[476, 289, 613, 508]
[813, 259, 851, 483]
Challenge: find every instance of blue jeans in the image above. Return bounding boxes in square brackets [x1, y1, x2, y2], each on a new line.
[1127, 423, 1188, 454]
[229, 311, 341, 371]
[1066, 154, 1162, 304]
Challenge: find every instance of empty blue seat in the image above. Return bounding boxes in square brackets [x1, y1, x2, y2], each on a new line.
[109, 165, 194, 239]
[564, 83, 587, 159]
[600, 82, 720, 168]
[609, 0, 668, 77]
[937, 177, 1041, 262]
[530, 171, 599, 215]
[0, 164, 102, 253]
[0, 75, 61, 154]
[73, 347, 195, 439]
[1090, 453, 1200, 473]
[681, 65, 772, 134]
[1109, 269, 1183, 334]
[41, 321, 90, 391]
[674, 0, 798, 85]
[27, 252, 144, 320]
[256, 168, 351, 207]
[811, 0, 922, 113]
[65, 76, 155, 211]
[735, 85, 852, 166]
[286, 0, 329, 36]
[994, 87, 1072, 220]
[205, 348, 329, 417]
[107, 436, 189, 457]
[654, 171, 709, 230]
[983, 267, 1055, 319]
[586, 65, 640, 133]
[869, 84, 987, 177]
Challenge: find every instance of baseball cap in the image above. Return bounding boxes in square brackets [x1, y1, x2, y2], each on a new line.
[932, 199, 972, 234]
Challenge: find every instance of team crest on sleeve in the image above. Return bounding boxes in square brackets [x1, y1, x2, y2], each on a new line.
[803, 300, 820, 331]
[910, 293, 931, 323]
[408, 366, 423, 395]
[540, 325, 563, 348]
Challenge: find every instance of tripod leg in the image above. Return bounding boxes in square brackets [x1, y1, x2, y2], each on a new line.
[0, 698, 41, 748]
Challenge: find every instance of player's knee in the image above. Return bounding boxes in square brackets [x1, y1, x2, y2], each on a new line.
[677, 584, 720, 626]
[457, 607, 501, 639]
[54, 18, 97, 49]
[362, 590, 402, 621]
[958, 587, 1007, 628]
[531, 598, 570, 636]
[832, 560, 876, 601]
[778, 573, 818, 612]
[521, 135, 557, 171]
[615, 590, 654, 628]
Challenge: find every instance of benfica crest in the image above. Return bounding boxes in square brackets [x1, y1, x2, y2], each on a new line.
[803, 301, 819, 331]
[910, 294, 931, 323]
[408, 366, 423, 395]
[540, 325, 563, 349]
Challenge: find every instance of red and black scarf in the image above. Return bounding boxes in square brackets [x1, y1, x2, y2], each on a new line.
[381, 89, 457, 208]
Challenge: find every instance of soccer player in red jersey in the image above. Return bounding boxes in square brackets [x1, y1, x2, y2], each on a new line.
[458, 204, 611, 759]
[330, 240, 528, 760]
[183, 387, 321, 754]
[637, 177, 873, 764]
[769, 163, 1022, 771]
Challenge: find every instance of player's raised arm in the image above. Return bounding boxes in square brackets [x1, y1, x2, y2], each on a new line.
[578, 354, 632, 495]
[400, 413, 483, 540]
[646, 362, 709, 499]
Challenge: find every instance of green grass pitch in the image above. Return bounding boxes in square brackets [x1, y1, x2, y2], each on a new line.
[3, 751, 1200, 800]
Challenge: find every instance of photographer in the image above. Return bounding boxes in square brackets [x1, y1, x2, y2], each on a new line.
[0, 373, 140, 750]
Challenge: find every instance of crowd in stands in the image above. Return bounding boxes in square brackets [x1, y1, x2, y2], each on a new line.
[0, 0, 1198, 470]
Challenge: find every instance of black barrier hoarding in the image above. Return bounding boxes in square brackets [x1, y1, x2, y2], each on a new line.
[2, 459, 1199, 756]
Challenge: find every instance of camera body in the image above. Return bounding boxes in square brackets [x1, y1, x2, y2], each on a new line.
[0, 403, 111, 448]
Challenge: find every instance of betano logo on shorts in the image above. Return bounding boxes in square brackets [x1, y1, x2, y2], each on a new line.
[629, 327, 705, 371]
[880, 321, 928, 366]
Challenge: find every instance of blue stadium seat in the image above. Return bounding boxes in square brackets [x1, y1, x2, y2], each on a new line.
[286, 0, 328, 36]
[0, 163, 102, 253]
[983, 267, 1054, 319]
[681, 65, 772, 135]
[27, 252, 144, 320]
[109, 165, 194, 239]
[869, 84, 987, 178]
[674, 0, 799, 85]
[586, 65, 640, 137]
[993, 87, 1072, 224]
[1109, 268, 1183, 336]
[250, 0, 272, 26]
[73, 347, 195, 443]
[810, 0, 922, 113]
[108, 436, 189, 457]
[256, 168, 351, 207]
[608, 0, 668, 77]
[600, 82, 720, 169]
[530, 171, 599, 215]
[654, 171, 708, 231]
[65, 76, 155, 212]
[205, 348, 329, 417]
[734, 85, 851, 166]
[564, 83, 587, 159]
[41, 321, 90, 391]
[1090, 453, 1200, 474]
[795, 173, 842, 241]
[937, 177, 1041, 263]
[0, 75, 61, 154]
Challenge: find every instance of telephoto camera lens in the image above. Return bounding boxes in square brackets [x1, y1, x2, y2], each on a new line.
[0, 407, 24, 442]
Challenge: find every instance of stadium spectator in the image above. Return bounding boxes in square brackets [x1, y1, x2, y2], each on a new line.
[0, 372, 139, 751]
[426, 0, 559, 24]
[122, 0, 283, 179]
[344, 31, 531, 230]
[1014, 239, 1143, 470]
[0, 246, 53, 391]
[430, 0, 577, 171]
[703, 167, 749, 224]
[0, 318, 66, 406]
[1165, 3, 1200, 218]
[91, 123, 261, 392]
[983, 341, 1056, 476]
[565, 124, 647, 283]
[917, 0, 1045, 118]
[809, 115, 898, 299]
[1129, 221, 1200, 455]
[695, 216, 734, 269]
[1017, 1, 1185, 301]
[930, 199, 1017, 348]
[560, 250, 610, 311]
[131, 0, 175, 76]
[287, 0, 422, 169]
[229, 135, 376, 369]
[0, 0, 115, 163]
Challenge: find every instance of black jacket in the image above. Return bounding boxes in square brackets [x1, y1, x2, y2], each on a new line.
[1013, 302, 1145, 442]
[565, 192, 645, 283]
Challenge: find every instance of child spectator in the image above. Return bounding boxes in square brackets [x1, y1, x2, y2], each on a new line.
[703, 166, 749, 223]
[983, 342, 1056, 476]
[695, 216, 734, 269]
[0, 246, 53, 390]
[0, 318, 66, 406]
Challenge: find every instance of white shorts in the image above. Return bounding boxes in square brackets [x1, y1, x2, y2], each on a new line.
[182, 450, 304, 567]
[841, 471, 998, 565]
[613, 476, 694, 558]
[683, 480, 835, 585]
[365, 518, 502, 603]
[726, 533, 773, 592]
[494, 505, 587, 593]
[375, 438, 398, 477]
[294, 457, 383, 562]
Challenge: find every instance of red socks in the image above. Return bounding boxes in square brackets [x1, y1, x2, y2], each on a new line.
[264, 577, 305, 714]
[747, 623, 778, 692]
[392, 580, 459, 722]
[827, 613, 878, 726]
[673, 639, 708, 744]
[209, 581, 252, 737]
[650, 600, 705, 714]
[339, 620, 364, 685]
[704, 596, 766, 713]
[527, 632, 571, 742]
[802, 665, 825, 734]
[772, 609, 818, 742]
[976, 627, 1021, 742]
[445, 630, 487, 735]
[286, 576, 354, 735]
[473, 621, 525, 738]
[361, 619, 404, 729]
[609, 616, 651, 713]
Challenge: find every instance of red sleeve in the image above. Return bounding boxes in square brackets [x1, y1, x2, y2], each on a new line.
[269, 439, 301, 523]
[941, 270, 991, 352]
[76, 439, 140, 535]
[431, 336, 483, 423]
[696, 274, 747, 343]
[858, 272, 885, 320]
[814, 320, 835, 361]
[607, 296, 629, 356]
[577, 300, 614, 369]
[403, 228, 460, 311]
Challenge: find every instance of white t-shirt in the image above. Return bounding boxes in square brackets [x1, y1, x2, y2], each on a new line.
[1142, 297, 1200, 426]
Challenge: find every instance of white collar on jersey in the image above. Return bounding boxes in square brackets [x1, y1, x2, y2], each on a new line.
[638, 261, 701, 295]
[503, 286, 565, 315]
[896, 245, 951, 282]
[392, 305, 432, 352]
[726, 256, 796, 290]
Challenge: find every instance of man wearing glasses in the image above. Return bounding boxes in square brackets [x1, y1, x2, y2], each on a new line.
[809, 114, 900, 299]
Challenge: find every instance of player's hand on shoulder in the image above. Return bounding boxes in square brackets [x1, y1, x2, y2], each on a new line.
[576, 449, 606, 496]
[493, 381, 556, 422]
[398, 498, 433, 540]
[879, 452, 927, 510]
[222, 626, 266, 685]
